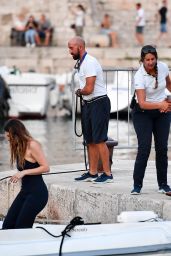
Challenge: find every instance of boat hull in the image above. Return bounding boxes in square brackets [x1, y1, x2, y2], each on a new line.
[4, 73, 56, 118]
[1, 221, 171, 256]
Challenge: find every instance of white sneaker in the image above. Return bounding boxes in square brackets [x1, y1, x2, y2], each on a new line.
[31, 43, 35, 48]
[26, 43, 31, 48]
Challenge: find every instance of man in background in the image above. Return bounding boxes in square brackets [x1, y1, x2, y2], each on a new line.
[135, 3, 145, 46]
[157, 0, 168, 43]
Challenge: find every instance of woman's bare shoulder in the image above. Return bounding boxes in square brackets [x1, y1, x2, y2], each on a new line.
[28, 139, 42, 150]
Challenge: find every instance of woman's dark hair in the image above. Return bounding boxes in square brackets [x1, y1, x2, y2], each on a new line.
[140, 45, 158, 89]
[77, 4, 85, 12]
[140, 45, 158, 61]
[4, 119, 32, 168]
[136, 3, 141, 8]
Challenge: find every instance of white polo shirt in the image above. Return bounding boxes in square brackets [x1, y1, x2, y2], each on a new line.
[77, 54, 107, 100]
[134, 61, 169, 102]
[136, 8, 145, 27]
[75, 10, 85, 27]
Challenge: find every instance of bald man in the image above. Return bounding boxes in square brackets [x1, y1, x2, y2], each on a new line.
[68, 37, 113, 183]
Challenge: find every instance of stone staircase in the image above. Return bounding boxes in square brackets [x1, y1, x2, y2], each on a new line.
[0, 46, 171, 74]
[0, 0, 171, 48]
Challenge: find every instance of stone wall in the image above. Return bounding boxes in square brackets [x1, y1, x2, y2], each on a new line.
[0, 0, 171, 47]
[1, 161, 171, 223]
[0, 47, 171, 74]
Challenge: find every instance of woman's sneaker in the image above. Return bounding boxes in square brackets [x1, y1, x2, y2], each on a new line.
[75, 172, 98, 182]
[93, 173, 113, 184]
[131, 186, 141, 195]
[158, 184, 171, 194]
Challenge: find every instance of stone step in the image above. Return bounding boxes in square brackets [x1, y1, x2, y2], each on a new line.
[0, 0, 171, 48]
[0, 46, 171, 74]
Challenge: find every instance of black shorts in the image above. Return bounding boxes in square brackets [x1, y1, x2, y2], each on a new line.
[82, 95, 111, 144]
[136, 26, 144, 34]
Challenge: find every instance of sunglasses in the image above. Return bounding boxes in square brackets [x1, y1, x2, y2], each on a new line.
[141, 47, 156, 54]
[74, 60, 80, 70]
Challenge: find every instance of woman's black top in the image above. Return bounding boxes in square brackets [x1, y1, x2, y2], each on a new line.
[17, 159, 47, 192]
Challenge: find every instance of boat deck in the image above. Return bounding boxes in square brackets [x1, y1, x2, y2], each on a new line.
[0, 160, 171, 223]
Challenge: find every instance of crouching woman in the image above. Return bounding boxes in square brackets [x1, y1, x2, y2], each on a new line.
[2, 119, 49, 229]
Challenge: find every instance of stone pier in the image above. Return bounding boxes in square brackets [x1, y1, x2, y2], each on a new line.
[0, 160, 171, 224]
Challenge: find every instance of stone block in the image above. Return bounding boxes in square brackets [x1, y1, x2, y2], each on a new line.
[47, 184, 76, 221]
[162, 200, 171, 220]
[4, 58, 38, 72]
[88, 34, 110, 47]
[87, 48, 105, 59]
[104, 49, 126, 59]
[0, 180, 20, 216]
[118, 194, 163, 219]
[74, 188, 118, 223]
[1, 14, 12, 24]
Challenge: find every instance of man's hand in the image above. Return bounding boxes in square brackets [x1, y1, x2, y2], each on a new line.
[75, 89, 82, 97]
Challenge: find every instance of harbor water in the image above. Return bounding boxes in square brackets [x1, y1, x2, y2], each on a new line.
[0, 115, 170, 172]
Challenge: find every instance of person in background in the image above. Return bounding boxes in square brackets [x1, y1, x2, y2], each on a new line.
[12, 13, 26, 46]
[131, 45, 171, 195]
[135, 3, 145, 46]
[70, 4, 86, 37]
[38, 14, 53, 46]
[157, 0, 168, 43]
[25, 15, 40, 47]
[100, 14, 118, 47]
[0, 76, 11, 133]
[2, 119, 49, 229]
[68, 36, 113, 184]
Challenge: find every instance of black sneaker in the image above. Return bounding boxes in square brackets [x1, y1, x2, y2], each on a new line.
[131, 186, 141, 195]
[93, 173, 113, 184]
[158, 184, 171, 194]
[75, 172, 98, 182]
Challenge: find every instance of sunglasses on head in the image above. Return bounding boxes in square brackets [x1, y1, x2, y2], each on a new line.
[141, 46, 156, 54]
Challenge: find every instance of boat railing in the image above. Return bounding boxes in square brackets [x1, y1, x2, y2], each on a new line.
[71, 68, 171, 151]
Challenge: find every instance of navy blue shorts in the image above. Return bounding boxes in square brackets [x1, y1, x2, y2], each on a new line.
[81, 95, 111, 144]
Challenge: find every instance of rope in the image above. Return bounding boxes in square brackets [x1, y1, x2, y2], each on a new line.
[74, 95, 83, 137]
[139, 218, 160, 222]
[0, 169, 88, 182]
[36, 226, 62, 238]
[36, 216, 85, 256]
[74, 94, 88, 172]
[36, 216, 101, 256]
[0, 176, 12, 182]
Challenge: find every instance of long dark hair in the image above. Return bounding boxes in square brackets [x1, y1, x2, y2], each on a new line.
[77, 4, 86, 12]
[140, 45, 158, 89]
[4, 119, 32, 168]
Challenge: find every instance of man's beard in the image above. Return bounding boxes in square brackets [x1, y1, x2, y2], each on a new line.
[72, 52, 80, 60]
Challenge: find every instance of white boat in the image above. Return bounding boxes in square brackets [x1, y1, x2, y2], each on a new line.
[1, 212, 171, 256]
[105, 70, 133, 113]
[3, 72, 56, 118]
